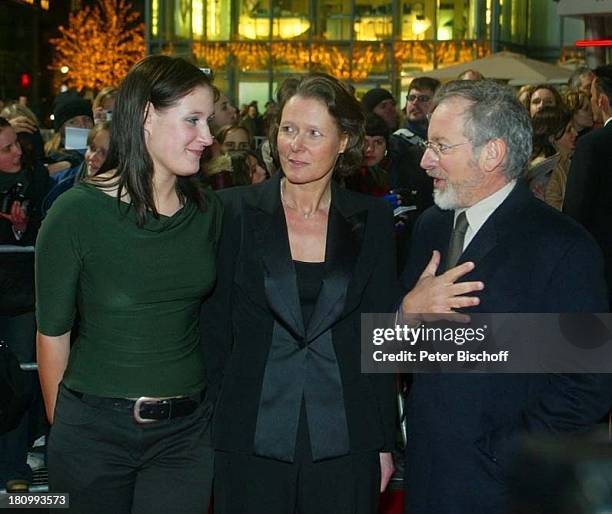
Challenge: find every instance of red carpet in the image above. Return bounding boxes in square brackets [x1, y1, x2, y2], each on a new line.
[380, 489, 405, 514]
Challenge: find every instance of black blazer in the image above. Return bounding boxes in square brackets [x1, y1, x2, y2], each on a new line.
[201, 174, 400, 459]
[400, 182, 612, 514]
[563, 122, 612, 302]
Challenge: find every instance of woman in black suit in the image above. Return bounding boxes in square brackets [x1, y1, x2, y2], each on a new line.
[201, 73, 399, 514]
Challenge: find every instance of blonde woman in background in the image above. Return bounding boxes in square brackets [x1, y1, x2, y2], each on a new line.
[92, 87, 117, 124]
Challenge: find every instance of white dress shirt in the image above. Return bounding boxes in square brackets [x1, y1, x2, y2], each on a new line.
[454, 180, 516, 251]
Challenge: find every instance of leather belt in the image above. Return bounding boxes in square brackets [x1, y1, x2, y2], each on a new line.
[65, 386, 205, 424]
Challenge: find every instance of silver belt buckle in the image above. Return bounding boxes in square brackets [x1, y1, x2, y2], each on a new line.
[133, 397, 159, 424]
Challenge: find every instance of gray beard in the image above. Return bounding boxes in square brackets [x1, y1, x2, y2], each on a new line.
[433, 184, 460, 210]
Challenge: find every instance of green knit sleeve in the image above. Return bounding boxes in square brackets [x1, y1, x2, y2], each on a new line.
[35, 189, 85, 336]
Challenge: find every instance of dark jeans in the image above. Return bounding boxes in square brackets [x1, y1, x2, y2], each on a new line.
[48, 385, 214, 514]
[0, 312, 36, 488]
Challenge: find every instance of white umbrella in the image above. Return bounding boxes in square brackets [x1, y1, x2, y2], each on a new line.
[412, 51, 573, 85]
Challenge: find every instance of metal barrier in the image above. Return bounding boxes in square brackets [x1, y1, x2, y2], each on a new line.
[0, 245, 34, 254]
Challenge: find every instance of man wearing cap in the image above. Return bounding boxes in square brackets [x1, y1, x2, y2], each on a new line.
[52, 92, 94, 136]
[361, 88, 399, 132]
[46, 92, 93, 179]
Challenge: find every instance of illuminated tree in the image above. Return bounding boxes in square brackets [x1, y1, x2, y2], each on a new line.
[50, 0, 145, 92]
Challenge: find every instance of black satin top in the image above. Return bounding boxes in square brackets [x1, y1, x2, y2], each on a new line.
[294, 260, 325, 332]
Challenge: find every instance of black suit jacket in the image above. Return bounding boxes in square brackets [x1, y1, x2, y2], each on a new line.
[563, 122, 612, 301]
[401, 182, 612, 514]
[201, 174, 400, 460]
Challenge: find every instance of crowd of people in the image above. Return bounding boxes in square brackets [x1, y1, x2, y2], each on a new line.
[0, 54, 611, 514]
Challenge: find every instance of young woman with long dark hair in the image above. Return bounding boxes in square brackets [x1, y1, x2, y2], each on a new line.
[36, 55, 221, 514]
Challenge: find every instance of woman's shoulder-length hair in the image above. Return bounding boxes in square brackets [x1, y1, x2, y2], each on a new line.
[268, 73, 364, 179]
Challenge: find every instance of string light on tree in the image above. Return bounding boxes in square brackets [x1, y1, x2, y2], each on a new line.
[50, 0, 145, 92]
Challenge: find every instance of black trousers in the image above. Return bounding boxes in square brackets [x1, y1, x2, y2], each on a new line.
[214, 408, 380, 514]
[48, 385, 214, 514]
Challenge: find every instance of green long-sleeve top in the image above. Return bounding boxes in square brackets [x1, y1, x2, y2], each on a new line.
[35, 182, 222, 398]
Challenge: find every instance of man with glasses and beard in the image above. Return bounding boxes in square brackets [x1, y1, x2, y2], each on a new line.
[399, 79, 612, 514]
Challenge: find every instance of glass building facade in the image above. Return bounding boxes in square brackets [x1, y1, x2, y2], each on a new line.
[145, 0, 578, 105]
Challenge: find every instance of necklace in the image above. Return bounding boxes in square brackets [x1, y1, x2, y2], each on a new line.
[280, 179, 316, 219]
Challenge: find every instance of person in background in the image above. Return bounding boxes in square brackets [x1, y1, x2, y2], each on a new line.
[0, 117, 50, 245]
[201, 73, 398, 514]
[216, 123, 252, 153]
[540, 94, 593, 211]
[401, 77, 440, 141]
[45, 92, 94, 177]
[388, 77, 439, 215]
[228, 152, 254, 187]
[526, 84, 563, 117]
[1, 103, 45, 168]
[564, 64, 612, 306]
[589, 65, 609, 127]
[244, 149, 268, 184]
[42, 122, 111, 214]
[211, 92, 238, 134]
[238, 103, 248, 119]
[36, 56, 221, 514]
[262, 99, 277, 134]
[457, 69, 484, 81]
[83, 122, 110, 177]
[527, 106, 576, 200]
[1, 104, 37, 137]
[205, 150, 267, 190]
[205, 154, 234, 190]
[361, 87, 398, 132]
[516, 84, 535, 111]
[568, 66, 595, 96]
[346, 113, 390, 197]
[199, 91, 239, 173]
[0, 116, 51, 492]
[259, 139, 278, 177]
[241, 101, 264, 139]
[530, 106, 575, 163]
[544, 113, 579, 210]
[564, 89, 594, 139]
[92, 87, 117, 125]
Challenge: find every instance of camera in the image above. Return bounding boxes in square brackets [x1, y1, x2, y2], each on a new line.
[0, 181, 27, 215]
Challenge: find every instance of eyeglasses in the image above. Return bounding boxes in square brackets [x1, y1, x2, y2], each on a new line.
[406, 94, 431, 103]
[421, 140, 470, 157]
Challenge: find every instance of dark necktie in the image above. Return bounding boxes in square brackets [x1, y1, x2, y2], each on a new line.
[445, 211, 469, 270]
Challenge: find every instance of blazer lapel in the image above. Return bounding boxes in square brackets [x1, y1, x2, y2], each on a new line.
[458, 182, 528, 268]
[250, 178, 371, 343]
[306, 185, 367, 341]
[459, 220, 498, 268]
[250, 176, 305, 340]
